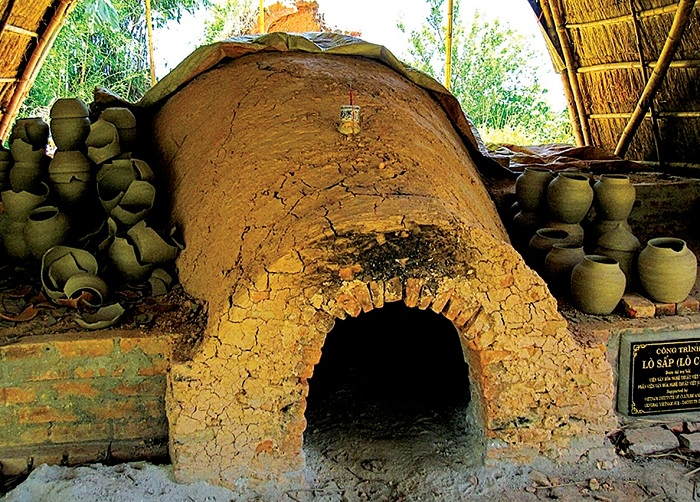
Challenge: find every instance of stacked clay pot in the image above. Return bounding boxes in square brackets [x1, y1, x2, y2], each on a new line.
[589, 174, 636, 248]
[512, 167, 554, 250]
[595, 222, 640, 286]
[545, 172, 592, 246]
[8, 117, 50, 192]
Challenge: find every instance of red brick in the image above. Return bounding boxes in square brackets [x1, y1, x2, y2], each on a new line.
[119, 336, 168, 355]
[27, 368, 71, 381]
[17, 406, 77, 424]
[50, 422, 111, 444]
[53, 381, 100, 399]
[53, 338, 114, 358]
[138, 359, 169, 376]
[621, 293, 655, 318]
[0, 342, 53, 360]
[404, 278, 424, 308]
[384, 277, 403, 302]
[112, 418, 168, 441]
[112, 378, 165, 397]
[677, 296, 700, 315]
[87, 400, 143, 420]
[654, 301, 676, 316]
[3, 386, 38, 404]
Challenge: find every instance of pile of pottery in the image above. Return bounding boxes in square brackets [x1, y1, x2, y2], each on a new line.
[512, 168, 697, 315]
[0, 97, 181, 328]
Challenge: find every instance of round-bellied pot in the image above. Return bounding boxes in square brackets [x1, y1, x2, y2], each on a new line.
[100, 107, 138, 152]
[545, 243, 585, 294]
[595, 222, 640, 285]
[10, 118, 49, 148]
[50, 97, 91, 150]
[1, 182, 49, 221]
[9, 161, 42, 192]
[638, 237, 697, 303]
[515, 167, 554, 213]
[546, 172, 594, 224]
[593, 174, 636, 221]
[528, 228, 570, 272]
[544, 220, 584, 246]
[571, 255, 626, 315]
[588, 218, 633, 250]
[23, 206, 70, 259]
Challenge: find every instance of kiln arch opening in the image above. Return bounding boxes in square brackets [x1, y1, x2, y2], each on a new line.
[304, 301, 484, 473]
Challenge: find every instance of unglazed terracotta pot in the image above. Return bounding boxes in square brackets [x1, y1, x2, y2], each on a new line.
[9, 161, 43, 192]
[41, 246, 99, 300]
[546, 172, 594, 224]
[595, 222, 640, 285]
[571, 255, 626, 315]
[100, 107, 138, 152]
[9, 138, 45, 164]
[126, 221, 179, 265]
[109, 236, 153, 282]
[515, 167, 554, 213]
[1, 182, 49, 221]
[544, 243, 585, 294]
[588, 218, 633, 250]
[24, 206, 70, 259]
[528, 228, 570, 271]
[593, 174, 636, 221]
[638, 237, 697, 303]
[63, 272, 108, 306]
[544, 221, 584, 246]
[86, 119, 121, 164]
[10, 118, 49, 148]
[50, 98, 91, 150]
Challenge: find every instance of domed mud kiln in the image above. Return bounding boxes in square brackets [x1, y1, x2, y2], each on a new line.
[144, 35, 615, 491]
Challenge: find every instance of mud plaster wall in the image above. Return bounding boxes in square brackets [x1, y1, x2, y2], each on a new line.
[147, 52, 617, 489]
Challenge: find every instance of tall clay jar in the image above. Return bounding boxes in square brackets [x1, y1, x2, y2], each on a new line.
[515, 167, 555, 213]
[571, 255, 626, 315]
[638, 237, 697, 303]
[546, 172, 594, 224]
[545, 243, 585, 294]
[593, 174, 636, 221]
[24, 206, 70, 259]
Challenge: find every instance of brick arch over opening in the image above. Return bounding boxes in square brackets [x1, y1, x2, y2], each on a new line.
[146, 50, 616, 491]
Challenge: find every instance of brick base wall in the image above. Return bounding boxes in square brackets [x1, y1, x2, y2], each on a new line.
[0, 331, 170, 475]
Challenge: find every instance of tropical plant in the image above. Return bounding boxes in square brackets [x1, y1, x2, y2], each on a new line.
[399, 0, 573, 145]
[20, 0, 207, 119]
[202, 0, 258, 42]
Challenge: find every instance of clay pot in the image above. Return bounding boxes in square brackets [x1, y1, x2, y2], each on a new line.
[593, 174, 636, 221]
[41, 246, 99, 300]
[2, 219, 30, 261]
[9, 161, 43, 192]
[546, 172, 594, 224]
[109, 236, 153, 282]
[50, 97, 90, 119]
[638, 237, 697, 303]
[528, 228, 570, 272]
[9, 138, 45, 164]
[595, 222, 640, 285]
[1, 182, 49, 221]
[24, 206, 70, 259]
[515, 167, 554, 213]
[50, 118, 92, 151]
[543, 221, 584, 246]
[86, 119, 121, 164]
[100, 107, 138, 152]
[127, 221, 179, 265]
[10, 118, 49, 148]
[49, 150, 91, 175]
[63, 272, 108, 306]
[96, 158, 151, 212]
[544, 243, 585, 294]
[571, 255, 626, 315]
[109, 180, 156, 227]
[48, 151, 92, 208]
[588, 219, 633, 250]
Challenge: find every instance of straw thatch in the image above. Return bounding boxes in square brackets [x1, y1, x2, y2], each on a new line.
[0, 0, 76, 140]
[535, 0, 700, 169]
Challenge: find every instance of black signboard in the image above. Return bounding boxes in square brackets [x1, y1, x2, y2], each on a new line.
[628, 338, 700, 415]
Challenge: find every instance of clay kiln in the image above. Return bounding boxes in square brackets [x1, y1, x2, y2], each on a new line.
[144, 35, 616, 490]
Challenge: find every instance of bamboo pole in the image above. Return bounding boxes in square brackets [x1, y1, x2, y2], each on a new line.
[540, 0, 584, 145]
[0, 0, 75, 141]
[615, 0, 697, 157]
[445, 0, 453, 90]
[144, 0, 156, 86]
[590, 111, 700, 119]
[5, 25, 38, 37]
[259, 0, 265, 34]
[550, 0, 591, 145]
[629, 0, 663, 164]
[578, 59, 700, 73]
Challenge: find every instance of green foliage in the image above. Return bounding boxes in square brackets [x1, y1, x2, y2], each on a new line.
[203, 0, 257, 43]
[400, 0, 573, 145]
[20, 0, 207, 119]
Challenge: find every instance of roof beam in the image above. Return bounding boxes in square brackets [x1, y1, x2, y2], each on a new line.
[565, 3, 691, 29]
[4, 24, 38, 38]
[578, 59, 700, 73]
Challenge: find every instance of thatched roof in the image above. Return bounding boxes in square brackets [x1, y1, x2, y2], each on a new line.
[0, 0, 698, 171]
[534, 0, 700, 170]
[0, 0, 76, 140]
